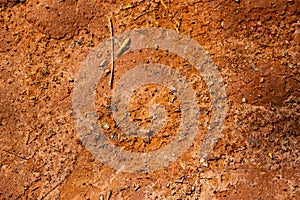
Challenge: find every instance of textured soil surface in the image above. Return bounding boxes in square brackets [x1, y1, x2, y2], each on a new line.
[0, 0, 299, 199]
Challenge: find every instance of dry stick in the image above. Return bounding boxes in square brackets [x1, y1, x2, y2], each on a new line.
[134, 8, 158, 21]
[291, 77, 300, 82]
[108, 17, 114, 89]
[24, 132, 30, 145]
[40, 181, 63, 200]
[2, 149, 30, 160]
[40, 173, 72, 200]
[160, 0, 168, 9]
[107, 190, 112, 200]
[40, 151, 82, 200]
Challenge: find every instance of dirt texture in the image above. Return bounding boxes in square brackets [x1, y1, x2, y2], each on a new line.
[0, 0, 299, 199]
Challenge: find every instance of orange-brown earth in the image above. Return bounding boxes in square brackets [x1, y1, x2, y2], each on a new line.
[0, 0, 299, 199]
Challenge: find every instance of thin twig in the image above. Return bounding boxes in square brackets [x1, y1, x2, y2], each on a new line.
[40, 177, 68, 200]
[291, 77, 300, 82]
[108, 17, 114, 89]
[160, 0, 168, 9]
[24, 132, 30, 145]
[174, 19, 181, 33]
[40, 151, 82, 200]
[106, 190, 112, 200]
[2, 149, 30, 160]
[134, 8, 158, 21]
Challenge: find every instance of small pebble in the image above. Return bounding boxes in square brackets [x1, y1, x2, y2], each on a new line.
[104, 68, 111, 76]
[33, 172, 40, 178]
[102, 124, 110, 130]
[251, 65, 259, 71]
[260, 77, 265, 83]
[288, 64, 294, 69]
[175, 177, 184, 183]
[171, 87, 177, 93]
[202, 162, 208, 167]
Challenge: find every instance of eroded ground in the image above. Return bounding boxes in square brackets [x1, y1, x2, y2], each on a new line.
[0, 0, 299, 199]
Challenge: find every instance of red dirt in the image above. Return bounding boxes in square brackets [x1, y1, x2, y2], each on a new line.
[0, 0, 299, 199]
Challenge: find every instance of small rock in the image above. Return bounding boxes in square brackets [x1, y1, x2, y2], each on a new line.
[288, 63, 294, 69]
[33, 172, 40, 178]
[175, 177, 184, 183]
[186, 185, 195, 195]
[268, 152, 273, 159]
[102, 124, 110, 130]
[68, 76, 74, 82]
[170, 87, 177, 94]
[71, 42, 76, 48]
[104, 68, 111, 76]
[202, 162, 208, 167]
[207, 81, 214, 86]
[251, 65, 259, 71]
[30, 95, 37, 100]
[260, 77, 265, 83]
[242, 98, 247, 103]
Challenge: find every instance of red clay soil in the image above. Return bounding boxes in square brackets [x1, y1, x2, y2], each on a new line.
[0, 0, 299, 199]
